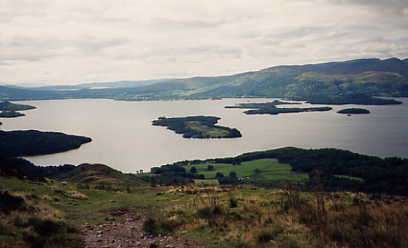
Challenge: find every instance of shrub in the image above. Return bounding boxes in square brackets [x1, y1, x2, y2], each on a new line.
[0, 224, 11, 235]
[143, 217, 158, 235]
[0, 191, 26, 213]
[143, 217, 182, 236]
[229, 198, 238, 208]
[257, 231, 274, 243]
[22, 218, 83, 248]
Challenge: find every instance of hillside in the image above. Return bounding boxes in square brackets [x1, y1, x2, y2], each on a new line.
[1, 152, 408, 248]
[1, 58, 408, 104]
[149, 147, 408, 195]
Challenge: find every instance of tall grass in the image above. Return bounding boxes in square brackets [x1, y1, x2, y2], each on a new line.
[145, 185, 408, 248]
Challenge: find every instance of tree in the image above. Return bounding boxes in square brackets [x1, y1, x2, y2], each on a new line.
[229, 171, 237, 178]
[190, 167, 197, 173]
[215, 172, 224, 179]
[207, 165, 215, 171]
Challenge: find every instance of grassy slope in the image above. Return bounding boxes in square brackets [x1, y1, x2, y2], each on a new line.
[52, 163, 146, 187]
[2, 173, 408, 248]
[185, 159, 308, 183]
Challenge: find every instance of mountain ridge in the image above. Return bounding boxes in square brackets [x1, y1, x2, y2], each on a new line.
[1, 57, 408, 103]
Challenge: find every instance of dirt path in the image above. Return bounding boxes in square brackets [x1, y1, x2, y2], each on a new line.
[81, 208, 206, 248]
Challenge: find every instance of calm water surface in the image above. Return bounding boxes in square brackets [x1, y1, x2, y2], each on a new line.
[2, 98, 408, 172]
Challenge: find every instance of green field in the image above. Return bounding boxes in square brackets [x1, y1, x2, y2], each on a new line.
[185, 159, 308, 183]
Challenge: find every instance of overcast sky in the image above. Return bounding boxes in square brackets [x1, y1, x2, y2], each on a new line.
[1, 0, 408, 85]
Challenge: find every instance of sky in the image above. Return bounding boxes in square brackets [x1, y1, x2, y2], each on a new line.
[1, 0, 408, 86]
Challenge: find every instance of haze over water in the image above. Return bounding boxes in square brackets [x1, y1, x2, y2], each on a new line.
[2, 98, 408, 172]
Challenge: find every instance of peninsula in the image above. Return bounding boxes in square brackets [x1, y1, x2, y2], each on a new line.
[0, 130, 92, 157]
[0, 101, 36, 111]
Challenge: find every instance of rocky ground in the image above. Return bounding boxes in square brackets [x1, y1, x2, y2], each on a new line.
[81, 208, 206, 248]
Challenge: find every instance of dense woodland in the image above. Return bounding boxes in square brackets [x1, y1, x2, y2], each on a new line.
[0, 101, 36, 111]
[0, 111, 25, 118]
[0, 130, 91, 157]
[149, 147, 408, 195]
[337, 108, 370, 114]
[152, 116, 242, 138]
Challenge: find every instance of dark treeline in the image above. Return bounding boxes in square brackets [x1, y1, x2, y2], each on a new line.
[148, 165, 205, 185]
[148, 164, 240, 185]
[0, 130, 92, 157]
[150, 147, 408, 195]
[0, 157, 75, 180]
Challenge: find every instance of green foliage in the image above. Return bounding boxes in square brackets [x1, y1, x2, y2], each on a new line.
[185, 159, 308, 185]
[0, 130, 92, 157]
[257, 231, 275, 243]
[0, 111, 25, 118]
[152, 116, 242, 139]
[0, 101, 36, 111]
[337, 108, 370, 114]
[0, 191, 26, 213]
[143, 216, 183, 236]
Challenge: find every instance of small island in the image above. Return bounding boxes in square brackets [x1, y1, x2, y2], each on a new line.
[0, 101, 36, 118]
[304, 95, 402, 105]
[337, 108, 370, 115]
[152, 116, 242, 139]
[225, 100, 300, 109]
[226, 101, 332, 115]
[0, 101, 36, 111]
[0, 111, 25, 118]
[0, 130, 92, 157]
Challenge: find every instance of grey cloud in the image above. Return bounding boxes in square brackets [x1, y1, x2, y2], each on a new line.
[326, 0, 408, 15]
[0, 0, 407, 84]
[150, 18, 227, 29]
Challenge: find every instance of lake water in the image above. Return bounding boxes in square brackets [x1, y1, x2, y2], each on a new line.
[2, 98, 408, 172]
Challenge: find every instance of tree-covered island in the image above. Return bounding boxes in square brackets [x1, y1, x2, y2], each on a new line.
[0, 101, 36, 118]
[0, 101, 36, 111]
[225, 101, 332, 115]
[337, 108, 371, 114]
[0, 111, 25, 118]
[152, 116, 242, 138]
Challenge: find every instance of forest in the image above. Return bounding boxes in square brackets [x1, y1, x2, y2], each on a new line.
[0, 130, 92, 157]
[152, 116, 242, 138]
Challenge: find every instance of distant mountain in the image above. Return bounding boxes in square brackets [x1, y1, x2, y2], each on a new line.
[32, 79, 171, 91]
[1, 57, 407, 104]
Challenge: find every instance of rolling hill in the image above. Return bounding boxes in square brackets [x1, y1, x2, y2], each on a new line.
[1, 57, 408, 103]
